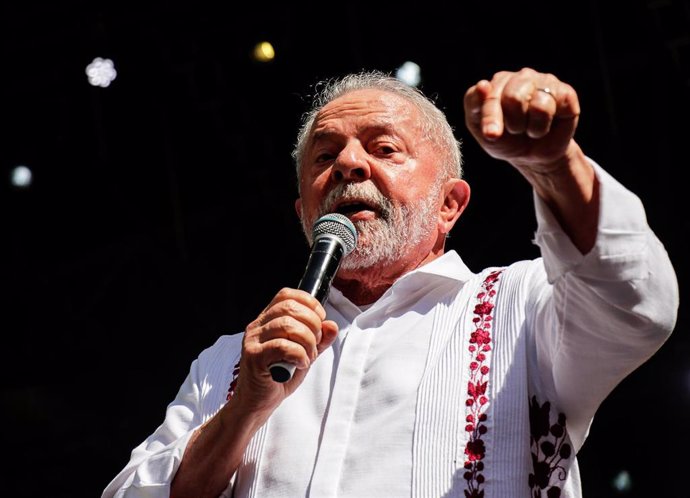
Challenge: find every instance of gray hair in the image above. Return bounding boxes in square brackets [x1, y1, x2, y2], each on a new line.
[291, 70, 463, 190]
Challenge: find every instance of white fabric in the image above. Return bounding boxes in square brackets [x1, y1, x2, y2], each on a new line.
[102, 161, 678, 498]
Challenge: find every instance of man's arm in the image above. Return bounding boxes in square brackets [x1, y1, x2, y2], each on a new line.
[103, 287, 338, 498]
[465, 67, 679, 449]
[169, 392, 272, 498]
[464, 67, 598, 253]
[533, 159, 678, 448]
[101, 335, 238, 498]
[170, 288, 338, 498]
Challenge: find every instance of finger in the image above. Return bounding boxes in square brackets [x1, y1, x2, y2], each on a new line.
[550, 80, 581, 120]
[501, 75, 535, 135]
[260, 287, 327, 321]
[525, 87, 557, 139]
[521, 70, 560, 138]
[258, 298, 325, 344]
[531, 81, 580, 145]
[259, 315, 320, 361]
[246, 336, 313, 370]
[464, 79, 504, 140]
[317, 320, 339, 354]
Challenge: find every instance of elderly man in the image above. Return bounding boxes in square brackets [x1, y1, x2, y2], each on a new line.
[102, 68, 678, 498]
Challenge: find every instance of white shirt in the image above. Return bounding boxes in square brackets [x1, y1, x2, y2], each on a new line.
[102, 162, 678, 498]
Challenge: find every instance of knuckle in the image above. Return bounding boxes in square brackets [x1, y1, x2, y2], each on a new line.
[501, 91, 524, 111]
[492, 70, 510, 82]
[530, 99, 553, 115]
[243, 341, 263, 357]
[276, 315, 298, 333]
[245, 315, 267, 336]
[275, 287, 293, 300]
[563, 84, 578, 101]
[273, 337, 293, 351]
[280, 299, 301, 316]
[246, 318, 261, 332]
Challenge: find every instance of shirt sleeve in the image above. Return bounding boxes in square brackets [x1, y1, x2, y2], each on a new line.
[529, 158, 679, 450]
[101, 334, 243, 498]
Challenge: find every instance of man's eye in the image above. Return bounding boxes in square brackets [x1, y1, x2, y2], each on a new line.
[375, 145, 396, 155]
[315, 153, 335, 163]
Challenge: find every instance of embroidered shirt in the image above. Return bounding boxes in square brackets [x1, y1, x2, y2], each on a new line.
[102, 161, 678, 498]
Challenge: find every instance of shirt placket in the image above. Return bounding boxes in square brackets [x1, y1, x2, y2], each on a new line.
[308, 317, 374, 497]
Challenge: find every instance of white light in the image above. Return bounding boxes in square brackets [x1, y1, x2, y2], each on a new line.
[11, 165, 33, 188]
[611, 470, 632, 493]
[86, 57, 117, 88]
[396, 61, 421, 87]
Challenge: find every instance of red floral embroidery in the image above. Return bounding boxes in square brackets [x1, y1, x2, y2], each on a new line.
[463, 269, 502, 497]
[226, 360, 241, 401]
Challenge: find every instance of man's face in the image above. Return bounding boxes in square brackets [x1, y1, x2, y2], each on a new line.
[296, 89, 446, 271]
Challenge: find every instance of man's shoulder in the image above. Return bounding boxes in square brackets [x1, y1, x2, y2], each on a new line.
[474, 258, 545, 280]
[467, 258, 549, 301]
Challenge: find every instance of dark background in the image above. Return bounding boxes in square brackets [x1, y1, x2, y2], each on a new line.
[1, 1, 687, 496]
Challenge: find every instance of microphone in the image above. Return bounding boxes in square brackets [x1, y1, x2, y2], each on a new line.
[269, 213, 358, 383]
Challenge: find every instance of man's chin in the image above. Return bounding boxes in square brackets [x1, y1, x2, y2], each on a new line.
[339, 248, 392, 272]
[350, 218, 386, 239]
[338, 260, 376, 273]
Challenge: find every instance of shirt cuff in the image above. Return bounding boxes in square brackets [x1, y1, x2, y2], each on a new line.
[533, 158, 650, 283]
[128, 429, 196, 492]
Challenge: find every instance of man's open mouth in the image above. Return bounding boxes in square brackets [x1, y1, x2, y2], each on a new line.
[334, 200, 376, 215]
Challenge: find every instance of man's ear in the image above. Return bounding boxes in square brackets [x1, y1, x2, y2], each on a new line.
[439, 179, 470, 234]
[295, 198, 303, 219]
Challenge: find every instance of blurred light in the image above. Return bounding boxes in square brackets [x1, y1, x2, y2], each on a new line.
[396, 61, 421, 87]
[252, 41, 275, 62]
[86, 57, 117, 87]
[611, 470, 632, 493]
[10, 165, 33, 188]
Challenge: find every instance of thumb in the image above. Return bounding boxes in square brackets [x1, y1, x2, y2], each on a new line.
[317, 320, 339, 355]
[464, 79, 505, 141]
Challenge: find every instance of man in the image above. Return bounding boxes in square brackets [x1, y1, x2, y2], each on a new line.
[102, 68, 679, 498]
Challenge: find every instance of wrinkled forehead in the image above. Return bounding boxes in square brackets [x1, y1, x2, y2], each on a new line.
[311, 89, 422, 134]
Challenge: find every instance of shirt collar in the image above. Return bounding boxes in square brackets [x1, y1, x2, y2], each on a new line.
[403, 249, 474, 283]
[327, 250, 474, 314]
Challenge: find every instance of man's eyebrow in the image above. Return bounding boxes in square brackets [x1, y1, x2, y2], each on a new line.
[311, 123, 400, 143]
[366, 123, 399, 135]
[310, 130, 341, 142]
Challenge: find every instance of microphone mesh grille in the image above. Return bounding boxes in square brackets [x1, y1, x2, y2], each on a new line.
[312, 213, 358, 255]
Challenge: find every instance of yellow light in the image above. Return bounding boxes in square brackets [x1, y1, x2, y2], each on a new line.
[253, 41, 275, 62]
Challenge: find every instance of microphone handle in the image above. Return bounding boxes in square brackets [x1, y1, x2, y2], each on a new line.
[269, 237, 344, 383]
[268, 361, 296, 383]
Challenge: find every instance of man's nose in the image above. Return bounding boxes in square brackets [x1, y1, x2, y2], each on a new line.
[331, 142, 371, 182]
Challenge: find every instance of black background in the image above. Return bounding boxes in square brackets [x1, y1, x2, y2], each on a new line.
[1, 1, 688, 497]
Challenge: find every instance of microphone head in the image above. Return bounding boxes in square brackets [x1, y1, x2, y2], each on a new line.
[312, 213, 358, 256]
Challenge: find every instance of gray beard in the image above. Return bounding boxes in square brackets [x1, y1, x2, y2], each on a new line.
[300, 180, 442, 271]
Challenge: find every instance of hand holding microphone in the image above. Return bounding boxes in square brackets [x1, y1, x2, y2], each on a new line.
[268, 213, 357, 383]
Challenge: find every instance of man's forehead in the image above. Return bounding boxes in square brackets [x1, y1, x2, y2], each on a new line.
[311, 89, 419, 134]
[322, 89, 414, 115]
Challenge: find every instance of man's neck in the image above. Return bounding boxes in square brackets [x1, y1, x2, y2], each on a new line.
[333, 248, 445, 306]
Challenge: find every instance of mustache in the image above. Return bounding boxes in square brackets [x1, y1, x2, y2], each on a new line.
[319, 182, 392, 219]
